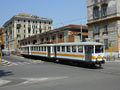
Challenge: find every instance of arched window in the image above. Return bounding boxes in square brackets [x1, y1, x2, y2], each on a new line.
[93, 6, 99, 19]
[101, 3, 108, 16]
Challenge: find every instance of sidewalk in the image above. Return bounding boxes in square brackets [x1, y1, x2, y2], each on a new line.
[106, 58, 120, 63]
[0, 59, 12, 66]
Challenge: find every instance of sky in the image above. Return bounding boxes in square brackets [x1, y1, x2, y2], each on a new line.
[0, 0, 87, 29]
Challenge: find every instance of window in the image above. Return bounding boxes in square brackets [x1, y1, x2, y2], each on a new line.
[46, 37, 49, 41]
[41, 38, 44, 42]
[24, 30, 26, 33]
[103, 24, 108, 32]
[32, 25, 35, 29]
[17, 34, 20, 38]
[18, 29, 20, 33]
[36, 30, 38, 34]
[48, 27, 51, 30]
[72, 46, 76, 52]
[16, 24, 21, 29]
[52, 36, 55, 41]
[66, 46, 71, 52]
[93, 6, 99, 18]
[39, 47, 41, 51]
[31, 47, 33, 51]
[44, 26, 46, 31]
[96, 40, 100, 42]
[104, 39, 109, 49]
[78, 46, 83, 53]
[41, 47, 43, 51]
[59, 34, 63, 40]
[62, 46, 65, 52]
[94, 26, 100, 33]
[57, 46, 60, 52]
[28, 28, 31, 33]
[44, 47, 46, 51]
[24, 35, 26, 38]
[101, 4, 107, 16]
[95, 45, 104, 53]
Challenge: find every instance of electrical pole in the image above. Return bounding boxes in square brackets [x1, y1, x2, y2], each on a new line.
[80, 20, 82, 42]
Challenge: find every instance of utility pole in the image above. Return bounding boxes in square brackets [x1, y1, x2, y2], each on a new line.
[80, 20, 83, 42]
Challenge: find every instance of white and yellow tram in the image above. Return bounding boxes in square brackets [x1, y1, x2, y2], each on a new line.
[21, 42, 105, 67]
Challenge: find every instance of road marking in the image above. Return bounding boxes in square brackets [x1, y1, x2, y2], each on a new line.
[22, 76, 68, 84]
[0, 79, 11, 86]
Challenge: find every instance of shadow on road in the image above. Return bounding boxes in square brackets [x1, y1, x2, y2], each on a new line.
[0, 70, 13, 77]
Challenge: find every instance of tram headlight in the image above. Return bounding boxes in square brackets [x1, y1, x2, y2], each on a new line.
[102, 56, 106, 60]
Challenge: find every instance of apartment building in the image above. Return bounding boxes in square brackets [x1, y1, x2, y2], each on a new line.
[3, 14, 53, 51]
[87, 0, 120, 53]
[0, 28, 4, 47]
[20, 24, 88, 46]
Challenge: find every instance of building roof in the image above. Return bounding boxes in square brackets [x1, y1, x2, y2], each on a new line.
[3, 13, 53, 27]
[21, 24, 88, 41]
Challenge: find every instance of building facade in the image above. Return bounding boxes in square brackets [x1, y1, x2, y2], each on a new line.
[3, 14, 53, 51]
[87, 0, 120, 53]
[0, 28, 4, 47]
[20, 24, 88, 46]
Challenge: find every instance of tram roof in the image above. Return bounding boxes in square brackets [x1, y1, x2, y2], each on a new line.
[53, 42, 104, 46]
[21, 42, 104, 47]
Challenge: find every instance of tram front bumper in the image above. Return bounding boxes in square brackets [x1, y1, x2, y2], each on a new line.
[95, 60, 105, 64]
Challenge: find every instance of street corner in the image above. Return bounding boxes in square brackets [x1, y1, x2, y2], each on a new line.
[0, 59, 12, 66]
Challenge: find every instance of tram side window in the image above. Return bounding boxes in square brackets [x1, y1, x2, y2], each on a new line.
[62, 46, 65, 52]
[39, 47, 40, 51]
[78, 46, 83, 53]
[72, 46, 76, 52]
[57, 46, 60, 52]
[44, 47, 46, 51]
[41, 47, 43, 51]
[37, 47, 39, 51]
[95, 45, 103, 53]
[67, 46, 71, 52]
[31, 47, 33, 51]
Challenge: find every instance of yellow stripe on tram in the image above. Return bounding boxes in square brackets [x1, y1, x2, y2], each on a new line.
[56, 53, 84, 58]
[31, 52, 47, 55]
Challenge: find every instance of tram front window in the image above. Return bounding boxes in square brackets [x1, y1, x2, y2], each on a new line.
[95, 45, 104, 53]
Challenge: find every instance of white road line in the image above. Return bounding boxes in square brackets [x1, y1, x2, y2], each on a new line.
[21, 76, 68, 84]
[0, 79, 11, 86]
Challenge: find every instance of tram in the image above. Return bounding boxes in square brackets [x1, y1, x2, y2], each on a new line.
[21, 42, 105, 67]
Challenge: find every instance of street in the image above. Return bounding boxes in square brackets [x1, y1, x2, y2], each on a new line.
[0, 55, 120, 90]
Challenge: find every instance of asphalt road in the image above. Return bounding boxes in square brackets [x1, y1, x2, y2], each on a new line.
[0, 55, 120, 90]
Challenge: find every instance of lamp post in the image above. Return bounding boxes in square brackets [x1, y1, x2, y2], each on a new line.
[80, 20, 83, 42]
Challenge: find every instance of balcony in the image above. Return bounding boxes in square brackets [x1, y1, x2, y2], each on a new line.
[93, 32, 100, 37]
[103, 31, 108, 34]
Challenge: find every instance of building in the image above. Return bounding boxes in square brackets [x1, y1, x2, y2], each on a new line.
[20, 24, 88, 46]
[3, 14, 53, 51]
[0, 28, 4, 48]
[87, 0, 120, 53]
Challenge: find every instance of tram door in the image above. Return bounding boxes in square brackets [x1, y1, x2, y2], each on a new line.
[85, 46, 93, 61]
[47, 46, 51, 57]
[54, 46, 57, 57]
